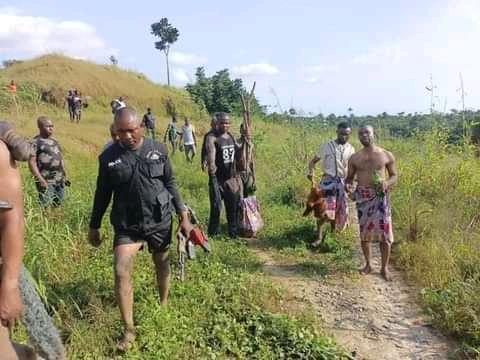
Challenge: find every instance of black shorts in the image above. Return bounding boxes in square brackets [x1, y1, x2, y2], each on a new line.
[114, 220, 172, 253]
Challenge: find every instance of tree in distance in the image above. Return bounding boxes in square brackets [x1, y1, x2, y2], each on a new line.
[151, 18, 179, 86]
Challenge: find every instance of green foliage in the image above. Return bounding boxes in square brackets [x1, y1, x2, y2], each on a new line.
[2, 105, 349, 358]
[186, 67, 263, 115]
[151, 18, 179, 86]
[151, 18, 179, 53]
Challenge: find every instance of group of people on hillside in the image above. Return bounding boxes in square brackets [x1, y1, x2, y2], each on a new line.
[65, 89, 83, 123]
[0, 104, 397, 356]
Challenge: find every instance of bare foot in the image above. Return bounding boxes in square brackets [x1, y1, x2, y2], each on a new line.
[311, 239, 323, 248]
[116, 329, 136, 352]
[359, 264, 372, 275]
[381, 269, 392, 281]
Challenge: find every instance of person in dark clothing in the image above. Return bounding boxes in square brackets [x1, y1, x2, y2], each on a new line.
[163, 116, 179, 155]
[201, 116, 218, 172]
[65, 90, 74, 122]
[206, 112, 249, 238]
[142, 107, 156, 139]
[88, 107, 192, 352]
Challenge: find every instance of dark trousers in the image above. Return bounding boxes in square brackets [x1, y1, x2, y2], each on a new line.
[208, 176, 240, 237]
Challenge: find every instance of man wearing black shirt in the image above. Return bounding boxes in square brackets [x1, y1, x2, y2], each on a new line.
[88, 107, 192, 351]
[206, 112, 249, 238]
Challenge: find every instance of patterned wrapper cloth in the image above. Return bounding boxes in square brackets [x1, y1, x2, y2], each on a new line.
[319, 175, 348, 231]
[355, 185, 394, 244]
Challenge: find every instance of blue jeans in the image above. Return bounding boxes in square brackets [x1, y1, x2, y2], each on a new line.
[37, 184, 65, 207]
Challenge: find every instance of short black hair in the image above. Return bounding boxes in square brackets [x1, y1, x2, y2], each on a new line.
[215, 112, 230, 122]
[337, 122, 351, 130]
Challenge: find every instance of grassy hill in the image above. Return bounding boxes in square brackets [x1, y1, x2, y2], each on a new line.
[0, 54, 205, 119]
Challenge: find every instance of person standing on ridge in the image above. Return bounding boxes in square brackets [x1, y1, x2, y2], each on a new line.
[307, 122, 355, 245]
[88, 107, 193, 351]
[179, 117, 197, 162]
[28, 116, 68, 208]
[346, 125, 398, 281]
[142, 107, 156, 140]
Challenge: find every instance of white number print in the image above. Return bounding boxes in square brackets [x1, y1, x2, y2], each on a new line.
[222, 146, 235, 164]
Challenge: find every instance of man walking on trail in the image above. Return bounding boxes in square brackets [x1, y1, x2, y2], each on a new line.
[206, 112, 249, 238]
[142, 108, 156, 140]
[307, 122, 355, 245]
[201, 116, 218, 172]
[164, 116, 179, 154]
[346, 125, 398, 281]
[88, 107, 193, 351]
[28, 116, 68, 208]
[180, 117, 197, 162]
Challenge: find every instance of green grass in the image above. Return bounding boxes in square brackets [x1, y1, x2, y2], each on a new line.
[0, 56, 353, 358]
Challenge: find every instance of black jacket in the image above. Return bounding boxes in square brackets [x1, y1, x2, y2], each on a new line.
[89, 139, 185, 235]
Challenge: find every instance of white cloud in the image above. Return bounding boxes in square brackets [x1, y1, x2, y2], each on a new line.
[172, 68, 190, 84]
[303, 64, 340, 83]
[0, 7, 115, 60]
[170, 51, 207, 66]
[353, 45, 408, 66]
[232, 63, 279, 76]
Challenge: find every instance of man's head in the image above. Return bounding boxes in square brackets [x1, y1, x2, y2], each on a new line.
[114, 107, 144, 150]
[172, 115, 177, 123]
[215, 112, 230, 134]
[37, 116, 54, 138]
[118, 96, 124, 102]
[184, 117, 190, 126]
[67, 90, 72, 95]
[74, 89, 78, 95]
[147, 107, 151, 113]
[336, 122, 352, 145]
[358, 125, 375, 147]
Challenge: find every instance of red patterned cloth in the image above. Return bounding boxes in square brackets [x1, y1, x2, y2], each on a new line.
[355, 186, 394, 244]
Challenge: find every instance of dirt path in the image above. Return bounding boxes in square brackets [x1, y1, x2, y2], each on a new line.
[251, 244, 456, 359]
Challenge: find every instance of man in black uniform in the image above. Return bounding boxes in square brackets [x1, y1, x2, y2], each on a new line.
[88, 107, 192, 351]
[206, 112, 249, 238]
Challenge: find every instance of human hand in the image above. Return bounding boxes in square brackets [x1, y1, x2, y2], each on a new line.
[88, 228, 102, 247]
[0, 284, 22, 329]
[307, 173, 313, 181]
[39, 178, 49, 189]
[179, 213, 194, 238]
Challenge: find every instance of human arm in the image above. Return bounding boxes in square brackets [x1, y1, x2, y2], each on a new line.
[206, 135, 217, 176]
[0, 142, 24, 328]
[162, 156, 192, 234]
[0, 121, 33, 161]
[88, 158, 113, 246]
[345, 155, 357, 193]
[28, 155, 48, 189]
[192, 127, 197, 146]
[384, 151, 398, 191]
[307, 155, 321, 181]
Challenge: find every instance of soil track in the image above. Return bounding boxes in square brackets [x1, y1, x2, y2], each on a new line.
[251, 243, 456, 359]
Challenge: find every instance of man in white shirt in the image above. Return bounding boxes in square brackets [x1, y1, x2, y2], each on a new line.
[307, 122, 355, 245]
[179, 117, 197, 162]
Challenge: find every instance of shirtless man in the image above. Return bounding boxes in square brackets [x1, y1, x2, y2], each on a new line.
[0, 141, 34, 359]
[346, 125, 398, 281]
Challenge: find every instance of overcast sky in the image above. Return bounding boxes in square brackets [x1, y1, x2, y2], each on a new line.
[1, 0, 479, 115]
